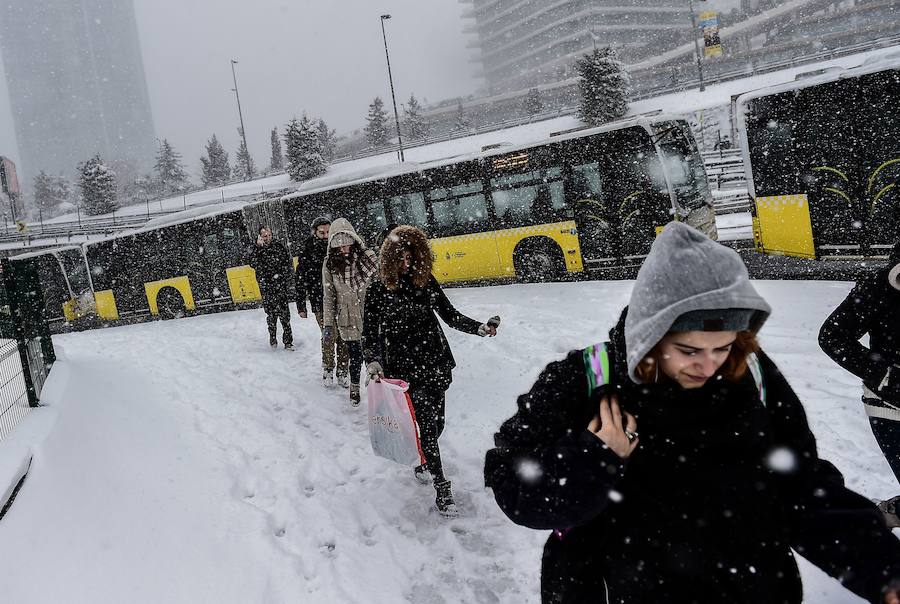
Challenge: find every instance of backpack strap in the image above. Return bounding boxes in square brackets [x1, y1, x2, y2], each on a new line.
[582, 342, 611, 396]
[746, 352, 766, 407]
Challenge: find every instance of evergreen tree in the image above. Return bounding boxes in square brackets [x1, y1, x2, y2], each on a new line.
[78, 154, 118, 215]
[153, 138, 188, 195]
[316, 119, 337, 162]
[33, 171, 72, 216]
[269, 127, 284, 171]
[200, 134, 231, 187]
[575, 46, 630, 127]
[284, 115, 327, 182]
[235, 128, 256, 180]
[522, 87, 544, 118]
[404, 93, 429, 141]
[453, 99, 471, 132]
[364, 97, 389, 148]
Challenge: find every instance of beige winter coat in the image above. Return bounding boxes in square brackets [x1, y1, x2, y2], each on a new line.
[322, 218, 378, 341]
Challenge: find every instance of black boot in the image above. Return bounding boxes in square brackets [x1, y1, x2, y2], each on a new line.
[434, 479, 458, 518]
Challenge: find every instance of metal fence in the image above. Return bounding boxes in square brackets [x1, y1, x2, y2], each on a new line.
[0, 257, 56, 442]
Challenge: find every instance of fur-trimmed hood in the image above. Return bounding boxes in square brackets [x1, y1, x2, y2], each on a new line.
[379, 225, 433, 290]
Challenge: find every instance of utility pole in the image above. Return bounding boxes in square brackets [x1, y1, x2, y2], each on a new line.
[688, 0, 706, 91]
[380, 15, 405, 163]
[230, 59, 250, 175]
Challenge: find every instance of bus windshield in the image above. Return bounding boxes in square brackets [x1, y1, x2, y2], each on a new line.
[652, 121, 711, 211]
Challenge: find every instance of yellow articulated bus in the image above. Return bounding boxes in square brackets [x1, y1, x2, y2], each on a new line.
[271, 113, 716, 284]
[736, 58, 900, 260]
[17, 114, 715, 329]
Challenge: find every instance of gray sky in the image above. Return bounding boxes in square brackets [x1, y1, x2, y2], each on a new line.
[0, 0, 480, 182]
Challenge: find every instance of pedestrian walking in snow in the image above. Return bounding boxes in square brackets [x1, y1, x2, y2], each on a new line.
[322, 218, 378, 406]
[245, 226, 294, 350]
[295, 216, 349, 387]
[363, 225, 498, 518]
[819, 239, 900, 527]
[485, 222, 900, 604]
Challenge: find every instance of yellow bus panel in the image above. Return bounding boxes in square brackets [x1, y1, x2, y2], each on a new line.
[754, 194, 815, 259]
[145, 276, 196, 316]
[494, 221, 584, 276]
[94, 290, 119, 321]
[227, 266, 262, 303]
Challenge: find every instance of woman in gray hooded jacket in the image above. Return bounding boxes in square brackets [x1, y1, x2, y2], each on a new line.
[322, 217, 378, 406]
[485, 222, 900, 604]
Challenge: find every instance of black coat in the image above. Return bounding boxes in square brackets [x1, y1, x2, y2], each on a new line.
[246, 241, 292, 303]
[295, 236, 328, 314]
[485, 312, 900, 604]
[362, 275, 481, 391]
[819, 267, 900, 404]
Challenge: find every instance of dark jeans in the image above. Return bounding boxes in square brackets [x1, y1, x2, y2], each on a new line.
[345, 340, 363, 385]
[263, 299, 292, 346]
[870, 416, 900, 484]
[410, 386, 447, 483]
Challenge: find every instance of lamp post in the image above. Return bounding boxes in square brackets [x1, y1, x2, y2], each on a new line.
[688, 0, 706, 91]
[380, 14, 405, 163]
[230, 59, 251, 178]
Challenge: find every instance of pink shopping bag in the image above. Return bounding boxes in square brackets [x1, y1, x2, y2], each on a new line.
[366, 378, 425, 466]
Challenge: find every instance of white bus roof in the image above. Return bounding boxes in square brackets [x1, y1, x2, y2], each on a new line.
[280, 113, 684, 203]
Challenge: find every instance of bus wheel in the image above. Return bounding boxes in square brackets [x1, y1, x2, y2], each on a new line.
[513, 239, 566, 283]
[156, 288, 186, 320]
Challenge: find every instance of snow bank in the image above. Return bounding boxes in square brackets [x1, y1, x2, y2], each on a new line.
[0, 281, 891, 602]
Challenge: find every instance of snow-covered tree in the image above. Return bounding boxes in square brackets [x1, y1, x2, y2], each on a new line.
[153, 138, 188, 195]
[269, 127, 284, 172]
[235, 128, 256, 180]
[316, 119, 337, 162]
[33, 171, 73, 217]
[522, 88, 544, 118]
[404, 93, 429, 141]
[365, 97, 389, 148]
[284, 115, 327, 182]
[576, 47, 630, 127]
[200, 134, 231, 187]
[453, 99, 471, 132]
[78, 154, 118, 216]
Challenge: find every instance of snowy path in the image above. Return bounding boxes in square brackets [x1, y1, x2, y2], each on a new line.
[0, 281, 894, 603]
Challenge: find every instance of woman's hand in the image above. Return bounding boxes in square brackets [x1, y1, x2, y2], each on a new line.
[587, 395, 638, 459]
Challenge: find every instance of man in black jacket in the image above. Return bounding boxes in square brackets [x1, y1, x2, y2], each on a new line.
[295, 217, 348, 385]
[820, 239, 900, 525]
[246, 226, 294, 350]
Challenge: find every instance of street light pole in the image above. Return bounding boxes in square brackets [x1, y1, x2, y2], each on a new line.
[230, 59, 251, 177]
[688, 0, 706, 91]
[380, 14, 405, 163]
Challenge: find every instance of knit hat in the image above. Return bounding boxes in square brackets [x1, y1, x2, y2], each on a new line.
[624, 222, 771, 383]
[311, 216, 331, 230]
[330, 232, 356, 248]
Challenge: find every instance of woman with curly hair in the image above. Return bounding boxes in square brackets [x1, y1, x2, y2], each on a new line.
[484, 222, 900, 604]
[362, 225, 498, 518]
[321, 218, 378, 407]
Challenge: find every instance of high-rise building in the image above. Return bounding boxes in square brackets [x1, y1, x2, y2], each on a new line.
[0, 0, 156, 189]
[461, 0, 692, 94]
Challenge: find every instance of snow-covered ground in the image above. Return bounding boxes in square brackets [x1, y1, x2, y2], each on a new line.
[0, 280, 895, 603]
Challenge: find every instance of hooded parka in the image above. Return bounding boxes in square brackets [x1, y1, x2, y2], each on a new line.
[322, 218, 377, 342]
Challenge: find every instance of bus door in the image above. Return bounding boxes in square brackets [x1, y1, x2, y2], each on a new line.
[858, 68, 900, 256]
[425, 170, 500, 282]
[794, 79, 862, 258]
[570, 157, 619, 269]
[595, 128, 672, 263]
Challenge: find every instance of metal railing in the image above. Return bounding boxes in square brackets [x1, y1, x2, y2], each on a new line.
[0, 338, 30, 441]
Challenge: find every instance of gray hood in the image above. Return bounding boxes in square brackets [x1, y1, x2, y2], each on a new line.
[624, 222, 771, 383]
[327, 217, 367, 249]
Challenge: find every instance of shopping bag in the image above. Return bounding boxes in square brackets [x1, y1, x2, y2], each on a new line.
[366, 378, 425, 466]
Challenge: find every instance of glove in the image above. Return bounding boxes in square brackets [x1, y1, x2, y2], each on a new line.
[322, 326, 333, 343]
[366, 361, 384, 385]
[477, 322, 498, 337]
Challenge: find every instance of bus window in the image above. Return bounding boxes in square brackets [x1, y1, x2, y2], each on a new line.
[428, 181, 489, 237]
[388, 192, 428, 230]
[490, 167, 566, 229]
